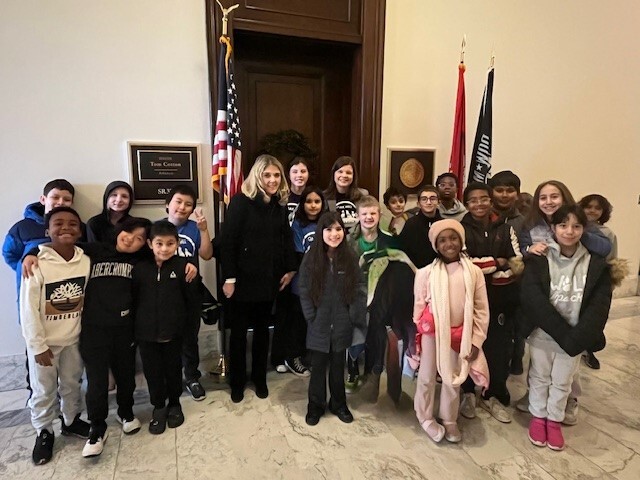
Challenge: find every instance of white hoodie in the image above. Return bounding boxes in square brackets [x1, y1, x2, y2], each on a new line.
[20, 245, 90, 355]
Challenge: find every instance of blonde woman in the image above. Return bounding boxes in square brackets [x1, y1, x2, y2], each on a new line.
[219, 155, 298, 403]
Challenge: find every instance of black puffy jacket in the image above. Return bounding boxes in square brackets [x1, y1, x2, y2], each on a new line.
[519, 253, 612, 356]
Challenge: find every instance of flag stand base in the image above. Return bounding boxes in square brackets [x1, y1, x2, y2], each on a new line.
[209, 354, 227, 381]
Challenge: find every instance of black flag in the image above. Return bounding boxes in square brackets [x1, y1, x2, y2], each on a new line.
[468, 67, 494, 184]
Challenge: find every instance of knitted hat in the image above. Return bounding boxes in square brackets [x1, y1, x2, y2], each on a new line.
[428, 219, 466, 251]
[488, 170, 521, 193]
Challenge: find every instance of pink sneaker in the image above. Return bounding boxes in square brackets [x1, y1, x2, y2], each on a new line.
[528, 417, 547, 447]
[546, 420, 565, 451]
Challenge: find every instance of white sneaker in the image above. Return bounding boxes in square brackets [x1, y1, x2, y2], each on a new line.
[117, 415, 142, 435]
[82, 429, 108, 458]
[275, 364, 288, 374]
[459, 392, 477, 419]
[563, 397, 578, 426]
[480, 396, 512, 423]
[516, 391, 529, 413]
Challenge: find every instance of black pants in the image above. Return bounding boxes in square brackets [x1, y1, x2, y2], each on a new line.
[182, 311, 201, 382]
[228, 300, 272, 391]
[139, 338, 183, 409]
[462, 310, 514, 405]
[270, 287, 290, 367]
[284, 294, 307, 359]
[81, 324, 136, 426]
[365, 313, 386, 375]
[308, 348, 347, 412]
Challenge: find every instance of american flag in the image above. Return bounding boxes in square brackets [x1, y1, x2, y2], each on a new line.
[212, 36, 243, 203]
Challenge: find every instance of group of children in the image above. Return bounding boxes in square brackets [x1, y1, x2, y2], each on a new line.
[3, 181, 209, 465]
[2, 157, 621, 466]
[276, 159, 619, 453]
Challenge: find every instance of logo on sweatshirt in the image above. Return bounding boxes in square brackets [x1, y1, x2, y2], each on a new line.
[45, 277, 87, 319]
[170, 271, 177, 279]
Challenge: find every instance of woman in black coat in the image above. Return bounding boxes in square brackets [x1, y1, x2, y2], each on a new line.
[219, 155, 297, 403]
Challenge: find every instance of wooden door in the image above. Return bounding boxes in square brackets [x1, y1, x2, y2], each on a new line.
[234, 32, 353, 187]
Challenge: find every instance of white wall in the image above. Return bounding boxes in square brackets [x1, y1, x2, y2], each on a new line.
[2, 0, 639, 357]
[0, 0, 213, 355]
[381, 0, 640, 283]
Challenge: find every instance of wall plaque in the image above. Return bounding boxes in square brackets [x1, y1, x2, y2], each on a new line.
[128, 142, 202, 204]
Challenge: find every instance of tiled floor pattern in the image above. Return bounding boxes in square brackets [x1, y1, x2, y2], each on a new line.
[0, 297, 639, 479]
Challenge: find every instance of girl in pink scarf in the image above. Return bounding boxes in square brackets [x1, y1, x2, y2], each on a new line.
[412, 219, 490, 443]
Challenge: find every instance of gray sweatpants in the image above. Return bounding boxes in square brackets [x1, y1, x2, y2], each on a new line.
[27, 343, 84, 434]
[528, 344, 580, 422]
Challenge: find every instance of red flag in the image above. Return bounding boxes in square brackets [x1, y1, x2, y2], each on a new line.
[212, 36, 243, 203]
[448, 62, 466, 200]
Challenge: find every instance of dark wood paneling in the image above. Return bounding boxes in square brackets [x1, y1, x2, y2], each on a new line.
[232, 0, 362, 43]
[353, 0, 386, 194]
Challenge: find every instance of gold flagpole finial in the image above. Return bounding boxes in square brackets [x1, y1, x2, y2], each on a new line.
[490, 45, 495, 69]
[216, 1, 239, 36]
[460, 35, 466, 64]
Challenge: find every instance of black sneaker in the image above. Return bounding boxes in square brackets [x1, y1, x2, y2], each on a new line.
[33, 429, 54, 465]
[149, 407, 168, 435]
[345, 357, 360, 394]
[584, 352, 601, 370]
[186, 380, 206, 401]
[329, 405, 354, 424]
[285, 357, 311, 377]
[167, 404, 185, 429]
[305, 406, 324, 426]
[61, 414, 90, 439]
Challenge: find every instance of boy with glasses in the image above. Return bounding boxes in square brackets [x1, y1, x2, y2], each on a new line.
[458, 182, 523, 423]
[435, 173, 467, 221]
[398, 185, 443, 268]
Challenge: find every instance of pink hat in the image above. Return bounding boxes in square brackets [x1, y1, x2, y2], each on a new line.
[428, 219, 466, 251]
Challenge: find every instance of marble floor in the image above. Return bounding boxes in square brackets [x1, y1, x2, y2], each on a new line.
[0, 296, 639, 479]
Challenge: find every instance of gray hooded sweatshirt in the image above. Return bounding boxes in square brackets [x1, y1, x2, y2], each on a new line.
[527, 241, 591, 354]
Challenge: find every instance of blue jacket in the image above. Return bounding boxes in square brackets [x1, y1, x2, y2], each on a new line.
[3, 202, 87, 304]
[3, 202, 49, 299]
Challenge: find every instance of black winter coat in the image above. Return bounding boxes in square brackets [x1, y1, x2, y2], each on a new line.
[298, 255, 367, 353]
[398, 211, 442, 268]
[220, 193, 297, 302]
[520, 254, 612, 356]
[132, 256, 201, 342]
[86, 181, 134, 244]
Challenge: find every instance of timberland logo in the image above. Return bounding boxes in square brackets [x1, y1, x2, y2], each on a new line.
[45, 277, 86, 316]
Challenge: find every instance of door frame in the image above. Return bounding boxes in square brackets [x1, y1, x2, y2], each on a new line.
[205, 0, 386, 196]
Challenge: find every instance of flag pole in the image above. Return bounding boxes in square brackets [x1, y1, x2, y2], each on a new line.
[210, 0, 239, 381]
